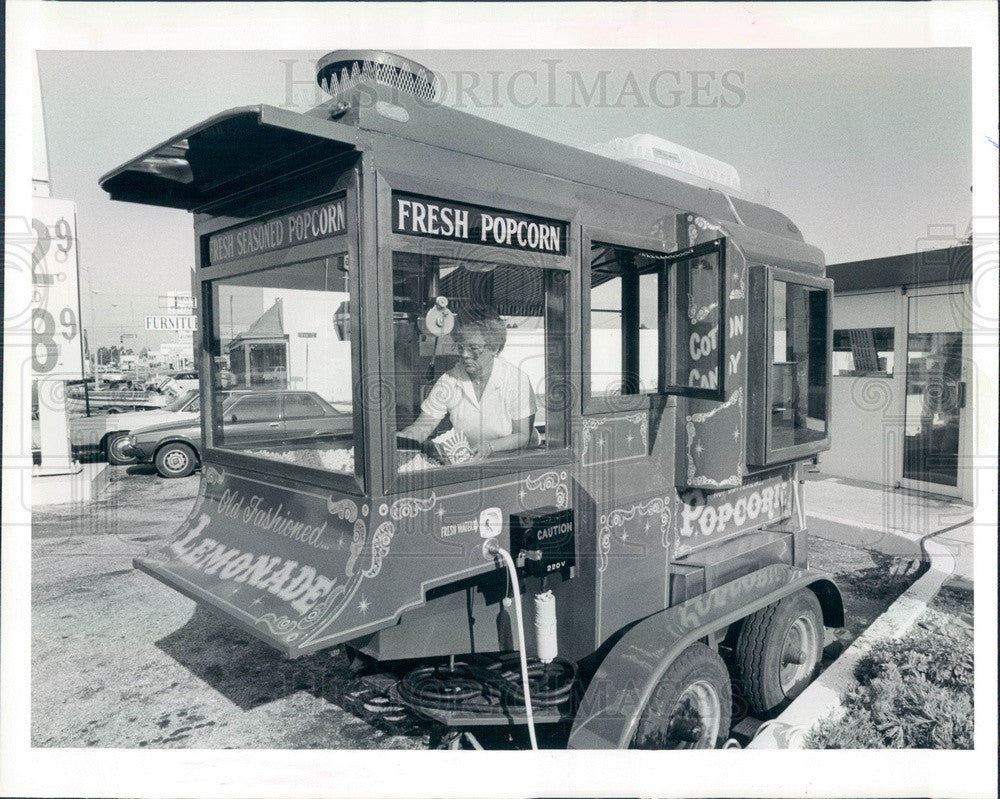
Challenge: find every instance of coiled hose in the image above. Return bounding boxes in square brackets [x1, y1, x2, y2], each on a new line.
[398, 656, 577, 711]
[396, 542, 577, 749]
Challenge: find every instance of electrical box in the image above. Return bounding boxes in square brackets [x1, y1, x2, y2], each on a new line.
[509, 507, 575, 579]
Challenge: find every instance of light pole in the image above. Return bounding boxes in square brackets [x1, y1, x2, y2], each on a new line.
[89, 288, 102, 392]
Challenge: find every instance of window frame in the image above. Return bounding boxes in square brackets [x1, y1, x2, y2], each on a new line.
[198, 185, 367, 495]
[747, 265, 834, 466]
[658, 237, 728, 402]
[282, 392, 328, 420]
[226, 392, 282, 423]
[581, 227, 679, 415]
[378, 172, 576, 495]
[581, 231, 728, 413]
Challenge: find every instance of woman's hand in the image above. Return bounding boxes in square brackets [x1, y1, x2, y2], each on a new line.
[471, 440, 494, 460]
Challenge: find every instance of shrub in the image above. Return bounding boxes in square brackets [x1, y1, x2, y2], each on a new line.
[807, 622, 973, 749]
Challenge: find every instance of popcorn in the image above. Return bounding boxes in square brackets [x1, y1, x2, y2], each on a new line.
[398, 453, 441, 473]
[431, 429, 474, 464]
[247, 447, 354, 473]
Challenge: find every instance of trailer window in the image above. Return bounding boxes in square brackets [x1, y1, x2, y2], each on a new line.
[586, 238, 727, 405]
[770, 280, 829, 449]
[661, 240, 726, 400]
[588, 244, 663, 399]
[208, 256, 357, 474]
[392, 251, 566, 471]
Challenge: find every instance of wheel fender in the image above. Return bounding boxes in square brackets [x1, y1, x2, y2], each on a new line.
[156, 437, 199, 456]
[567, 564, 843, 749]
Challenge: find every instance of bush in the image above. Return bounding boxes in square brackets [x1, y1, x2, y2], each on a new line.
[807, 623, 973, 749]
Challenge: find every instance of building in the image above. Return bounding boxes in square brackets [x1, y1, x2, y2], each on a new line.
[157, 342, 195, 371]
[822, 244, 973, 501]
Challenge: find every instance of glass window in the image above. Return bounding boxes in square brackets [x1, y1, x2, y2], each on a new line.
[589, 243, 663, 399]
[230, 393, 281, 422]
[833, 327, 894, 375]
[284, 393, 326, 419]
[164, 389, 198, 412]
[663, 243, 725, 398]
[391, 251, 566, 473]
[209, 256, 357, 475]
[770, 280, 829, 450]
[903, 331, 962, 487]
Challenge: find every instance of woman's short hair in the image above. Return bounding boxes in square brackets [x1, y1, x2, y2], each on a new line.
[454, 308, 507, 353]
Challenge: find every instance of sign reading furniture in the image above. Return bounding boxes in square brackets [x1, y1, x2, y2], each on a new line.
[146, 315, 197, 332]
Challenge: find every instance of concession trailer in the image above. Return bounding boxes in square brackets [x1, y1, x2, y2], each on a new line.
[101, 50, 843, 749]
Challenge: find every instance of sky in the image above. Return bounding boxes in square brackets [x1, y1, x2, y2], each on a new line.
[36, 47, 973, 350]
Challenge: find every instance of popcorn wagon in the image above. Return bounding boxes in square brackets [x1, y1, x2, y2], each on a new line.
[101, 50, 843, 749]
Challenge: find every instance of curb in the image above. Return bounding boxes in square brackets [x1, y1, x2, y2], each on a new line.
[32, 462, 111, 508]
[745, 529, 957, 749]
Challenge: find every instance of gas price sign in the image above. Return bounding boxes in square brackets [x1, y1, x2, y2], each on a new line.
[30, 197, 84, 379]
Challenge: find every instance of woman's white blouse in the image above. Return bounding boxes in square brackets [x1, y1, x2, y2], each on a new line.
[420, 357, 536, 443]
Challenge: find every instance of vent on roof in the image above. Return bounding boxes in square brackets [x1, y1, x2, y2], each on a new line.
[316, 50, 438, 102]
[585, 133, 741, 195]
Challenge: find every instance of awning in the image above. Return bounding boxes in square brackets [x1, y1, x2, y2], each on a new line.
[100, 105, 359, 210]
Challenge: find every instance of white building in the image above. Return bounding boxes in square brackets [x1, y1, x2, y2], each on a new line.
[822, 245, 973, 501]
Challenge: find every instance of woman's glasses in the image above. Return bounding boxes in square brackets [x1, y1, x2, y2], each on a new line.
[453, 342, 487, 358]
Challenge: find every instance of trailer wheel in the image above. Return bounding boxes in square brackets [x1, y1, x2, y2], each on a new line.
[631, 643, 732, 749]
[155, 442, 198, 478]
[735, 589, 824, 715]
[105, 432, 138, 466]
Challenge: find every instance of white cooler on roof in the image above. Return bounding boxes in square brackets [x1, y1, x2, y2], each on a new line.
[585, 133, 742, 196]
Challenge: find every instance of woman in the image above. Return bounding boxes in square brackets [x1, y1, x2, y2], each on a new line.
[398, 310, 536, 460]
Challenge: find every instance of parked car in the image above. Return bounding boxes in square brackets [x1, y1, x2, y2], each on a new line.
[96, 370, 126, 383]
[68, 389, 241, 465]
[123, 391, 353, 478]
[99, 389, 202, 464]
[144, 372, 199, 393]
[169, 371, 200, 391]
[63, 389, 201, 464]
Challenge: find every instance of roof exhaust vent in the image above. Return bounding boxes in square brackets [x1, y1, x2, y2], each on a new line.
[316, 50, 438, 102]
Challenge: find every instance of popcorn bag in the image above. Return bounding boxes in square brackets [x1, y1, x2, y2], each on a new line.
[432, 429, 475, 464]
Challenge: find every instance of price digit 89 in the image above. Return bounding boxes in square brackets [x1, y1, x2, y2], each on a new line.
[32, 307, 78, 373]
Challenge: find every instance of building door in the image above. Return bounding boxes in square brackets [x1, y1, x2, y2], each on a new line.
[901, 291, 967, 497]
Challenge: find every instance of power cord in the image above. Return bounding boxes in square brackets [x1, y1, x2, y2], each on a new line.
[486, 540, 539, 750]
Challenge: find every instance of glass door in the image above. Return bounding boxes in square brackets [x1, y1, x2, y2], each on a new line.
[901, 292, 966, 496]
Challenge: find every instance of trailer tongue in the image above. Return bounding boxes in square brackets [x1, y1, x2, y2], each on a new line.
[104, 50, 843, 749]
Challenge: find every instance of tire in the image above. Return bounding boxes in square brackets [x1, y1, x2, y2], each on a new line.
[105, 432, 138, 466]
[154, 442, 198, 478]
[735, 589, 824, 716]
[631, 643, 732, 750]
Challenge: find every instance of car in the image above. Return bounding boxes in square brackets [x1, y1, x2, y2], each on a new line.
[169, 371, 200, 391]
[99, 388, 202, 465]
[63, 388, 203, 465]
[122, 390, 353, 478]
[67, 389, 244, 465]
[144, 371, 199, 392]
[96, 370, 126, 384]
